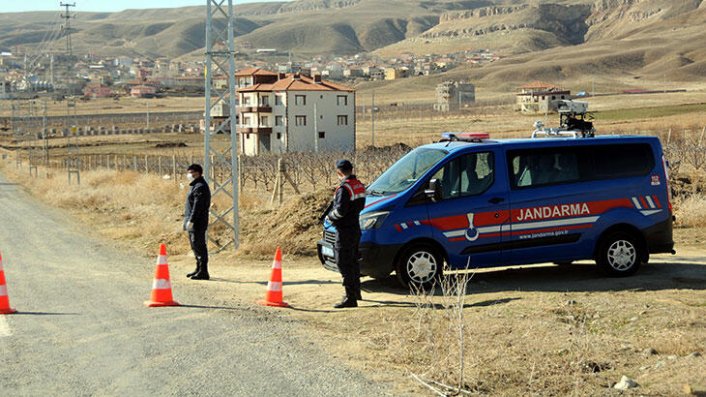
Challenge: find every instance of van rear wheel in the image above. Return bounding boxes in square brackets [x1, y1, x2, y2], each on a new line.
[396, 243, 443, 289]
[596, 231, 644, 277]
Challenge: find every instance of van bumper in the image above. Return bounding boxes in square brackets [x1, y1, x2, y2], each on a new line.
[644, 218, 675, 254]
[317, 239, 400, 279]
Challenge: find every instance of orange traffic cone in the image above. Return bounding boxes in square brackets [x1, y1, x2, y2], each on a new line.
[258, 247, 289, 308]
[0, 252, 17, 315]
[144, 244, 180, 307]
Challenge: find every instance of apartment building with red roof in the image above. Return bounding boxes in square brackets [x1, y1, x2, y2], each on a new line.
[236, 69, 355, 155]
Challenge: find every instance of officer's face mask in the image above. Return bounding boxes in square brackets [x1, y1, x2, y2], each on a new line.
[186, 172, 195, 182]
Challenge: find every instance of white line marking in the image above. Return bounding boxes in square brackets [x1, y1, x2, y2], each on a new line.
[632, 197, 642, 209]
[506, 216, 600, 232]
[400, 223, 408, 230]
[0, 316, 12, 337]
[645, 196, 656, 209]
[641, 210, 662, 216]
[443, 230, 465, 238]
[414, 220, 421, 226]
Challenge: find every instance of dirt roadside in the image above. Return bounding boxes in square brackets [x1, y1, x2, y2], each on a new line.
[165, 243, 706, 396]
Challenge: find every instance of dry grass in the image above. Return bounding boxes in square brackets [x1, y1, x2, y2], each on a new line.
[292, 268, 706, 396]
[675, 194, 706, 229]
[1, 164, 190, 254]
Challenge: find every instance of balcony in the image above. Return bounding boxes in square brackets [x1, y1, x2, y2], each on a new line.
[239, 106, 272, 113]
[239, 126, 273, 134]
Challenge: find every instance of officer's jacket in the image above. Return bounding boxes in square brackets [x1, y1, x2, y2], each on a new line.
[184, 176, 211, 230]
[328, 175, 366, 229]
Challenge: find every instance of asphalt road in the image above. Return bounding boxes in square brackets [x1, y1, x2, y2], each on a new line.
[0, 175, 389, 396]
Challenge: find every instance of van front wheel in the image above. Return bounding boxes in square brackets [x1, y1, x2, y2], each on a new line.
[596, 231, 644, 277]
[396, 244, 443, 288]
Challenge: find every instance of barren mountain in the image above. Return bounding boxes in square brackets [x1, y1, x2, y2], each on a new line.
[0, 0, 704, 84]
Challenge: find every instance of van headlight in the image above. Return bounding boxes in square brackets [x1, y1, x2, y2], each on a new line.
[360, 211, 389, 230]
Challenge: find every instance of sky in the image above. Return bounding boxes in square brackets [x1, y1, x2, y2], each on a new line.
[0, 0, 289, 13]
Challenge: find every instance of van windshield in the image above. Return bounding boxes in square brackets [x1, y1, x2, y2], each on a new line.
[368, 148, 447, 195]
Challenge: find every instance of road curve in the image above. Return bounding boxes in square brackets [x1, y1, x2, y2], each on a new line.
[0, 174, 389, 396]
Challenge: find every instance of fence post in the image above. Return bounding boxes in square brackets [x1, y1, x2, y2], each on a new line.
[144, 155, 149, 174]
[172, 155, 177, 182]
[700, 126, 705, 146]
[158, 156, 162, 175]
[133, 155, 137, 171]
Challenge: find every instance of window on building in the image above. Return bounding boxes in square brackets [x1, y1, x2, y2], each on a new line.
[295, 95, 306, 106]
[242, 96, 251, 105]
[275, 116, 283, 126]
[337, 95, 348, 106]
[295, 115, 307, 126]
[337, 115, 348, 126]
[260, 96, 269, 106]
[275, 94, 283, 106]
[260, 116, 269, 127]
[318, 131, 325, 139]
[242, 116, 251, 126]
[277, 133, 282, 140]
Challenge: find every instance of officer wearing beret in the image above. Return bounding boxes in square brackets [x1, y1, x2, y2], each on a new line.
[325, 160, 366, 308]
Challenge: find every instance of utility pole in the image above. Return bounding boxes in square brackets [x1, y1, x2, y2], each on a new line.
[42, 100, 48, 166]
[60, 2, 76, 56]
[371, 90, 376, 147]
[146, 101, 150, 131]
[50, 54, 55, 87]
[314, 102, 319, 153]
[66, 97, 80, 184]
[204, 0, 239, 252]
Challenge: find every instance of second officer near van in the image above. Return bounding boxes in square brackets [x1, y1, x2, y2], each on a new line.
[325, 160, 366, 308]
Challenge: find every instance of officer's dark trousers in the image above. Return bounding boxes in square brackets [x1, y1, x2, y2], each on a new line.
[189, 228, 209, 276]
[335, 228, 361, 299]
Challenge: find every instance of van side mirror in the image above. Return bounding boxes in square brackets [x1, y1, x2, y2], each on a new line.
[425, 179, 442, 202]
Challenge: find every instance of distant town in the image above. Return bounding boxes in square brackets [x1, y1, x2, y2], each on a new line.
[0, 48, 501, 100]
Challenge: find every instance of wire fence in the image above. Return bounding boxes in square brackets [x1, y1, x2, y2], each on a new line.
[14, 144, 413, 193]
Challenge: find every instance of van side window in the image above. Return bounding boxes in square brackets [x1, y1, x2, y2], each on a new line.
[432, 152, 494, 199]
[511, 150, 580, 188]
[593, 144, 654, 178]
[509, 143, 654, 189]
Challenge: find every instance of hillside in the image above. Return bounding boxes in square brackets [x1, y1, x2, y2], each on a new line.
[1, 0, 705, 87]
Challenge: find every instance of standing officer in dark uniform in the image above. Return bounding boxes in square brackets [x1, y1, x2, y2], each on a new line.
[325, 160, 366, 308]
[184, 164, 211, 280]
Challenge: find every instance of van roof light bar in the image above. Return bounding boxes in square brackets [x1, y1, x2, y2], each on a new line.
[440, 132, 490, 143]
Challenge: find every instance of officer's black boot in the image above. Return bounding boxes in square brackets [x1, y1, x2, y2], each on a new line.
[354, 278, 362, 301]
[334, 287, 358, 308]
[186, 263, 199, 278]
[190, 259, 210, 280]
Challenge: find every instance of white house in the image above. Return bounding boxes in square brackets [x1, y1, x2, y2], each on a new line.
[237, 70, 356, 156]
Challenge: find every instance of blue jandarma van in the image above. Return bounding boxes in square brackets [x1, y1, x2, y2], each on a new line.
[318, 132, 674, 287]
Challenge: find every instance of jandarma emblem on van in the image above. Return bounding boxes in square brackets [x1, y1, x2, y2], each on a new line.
[515, 203, 590, 222]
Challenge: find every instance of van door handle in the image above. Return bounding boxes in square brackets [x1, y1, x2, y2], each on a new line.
[488, 197, 505, 204]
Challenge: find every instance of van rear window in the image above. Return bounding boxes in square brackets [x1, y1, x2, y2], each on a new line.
[508, 143, 654, 189]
